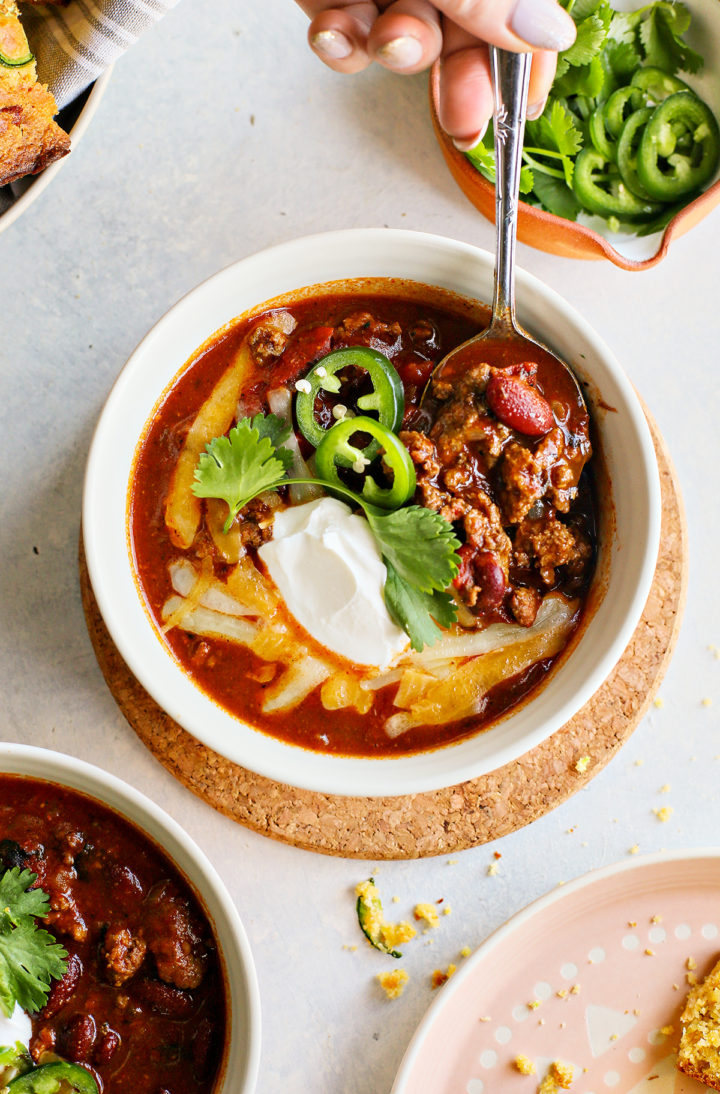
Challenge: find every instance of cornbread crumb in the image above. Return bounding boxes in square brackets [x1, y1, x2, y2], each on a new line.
[574, 755, 591, 773]
[645, 948, 655, 956]
[687, 972, 698, 986]
[651, 914, 663, 924]
[678, 956, 720, 1088]
[570, 984, 581, 994]
[414, 903, 440, 928]
[528, 1000, 541, 1010]
[487, 862, 499, 877]
[660, 784, 671, 793]
[702, 698, 713, 708]
[447, 859, 458, 865]
[460, 946, 471, 958]
[538, 1060, 574, 1092]
[660, 1025, 674, 1036]
[392, 895, 400, 903]
[514, 1055, 536, 1075]
[635, 758, 645, 766]
[629, 844, 640, 855]
[628, 921, 637, 927]
[443, 907, 452, 916]
[688, 958, 698, 971]
[479, 1016, 491, 1022]
[355, 879, 417, 951]
[430, 965, 456, 989]
[653, 806, 674, 822]
[557, 989, 569, 999]
[653, 697, 664, 708]
[377, 969, 409, 1000]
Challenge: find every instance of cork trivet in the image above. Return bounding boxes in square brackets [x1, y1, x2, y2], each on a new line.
[80, 417, 686, 859]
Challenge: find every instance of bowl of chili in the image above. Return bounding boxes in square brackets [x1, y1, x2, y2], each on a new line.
[429, 0, 720, 271]
[0, 743, 261, 1094]
[82, 228, 661, 799]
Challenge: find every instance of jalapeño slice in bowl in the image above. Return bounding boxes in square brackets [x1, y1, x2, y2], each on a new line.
[295, 346, 404, 456]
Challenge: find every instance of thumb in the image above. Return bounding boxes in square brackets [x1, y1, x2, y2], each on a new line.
[434, 0, 576, 52]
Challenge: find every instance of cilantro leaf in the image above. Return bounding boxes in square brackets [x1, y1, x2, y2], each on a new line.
[384, 562, 457, 653]
[0, 869, 68, 1018]
[0, 868, 50, 925]
[531, 171, 582, 220]
[559, 10, 610, 68]
[466, 125, 535, 194]
[366, 506, 460, 595]
[192, 419, 292, 532]
[605, 38, 642, 80]
[248, 413, 294, 468]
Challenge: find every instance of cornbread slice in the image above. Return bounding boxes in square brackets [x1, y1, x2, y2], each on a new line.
[677, 956, 720, 1089]
[0, 0, 69, 187]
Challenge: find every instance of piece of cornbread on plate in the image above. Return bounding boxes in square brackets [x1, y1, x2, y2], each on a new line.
[678, 956, 720, 1089]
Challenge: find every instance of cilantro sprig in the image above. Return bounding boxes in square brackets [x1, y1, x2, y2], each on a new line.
[463, 0, 709, 231]
[0, 868, 68, 1018]
[192, 415, 460, 650]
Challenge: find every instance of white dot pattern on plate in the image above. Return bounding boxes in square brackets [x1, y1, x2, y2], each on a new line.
[588, 947, 606, 963]
[494, 1026, 512, 1045]
[466, 1081, 484, 1094]
[480, 1050, 497, 1068]
[604, 1071, 621, 1087]
[561, 963, 578, 979]
[648, 926, 666, 943]
[622, 934, 640, 950]
[534, 981, 552, 1000]
[647, 1028, 669, 1046]
[628, 1047, 646, 1063]
[702, 923, 719, 939]
[675, 923, 692, 940]
[512, 1005, 530, 1022]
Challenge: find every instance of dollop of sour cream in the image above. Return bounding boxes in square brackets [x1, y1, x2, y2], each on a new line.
[258, 497, 409, 668]
[0, 1002, 32, 1053]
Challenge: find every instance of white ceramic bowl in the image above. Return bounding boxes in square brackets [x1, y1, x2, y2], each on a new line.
[0, 71, 111, 236]
[0, 743, 261, 1094]
[83, 229, 661, 798]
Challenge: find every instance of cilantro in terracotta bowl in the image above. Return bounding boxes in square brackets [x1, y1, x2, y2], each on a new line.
[430, 0, 720, 270]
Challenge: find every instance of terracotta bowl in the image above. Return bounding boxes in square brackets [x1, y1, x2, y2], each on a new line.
[429, 32, 720, 271]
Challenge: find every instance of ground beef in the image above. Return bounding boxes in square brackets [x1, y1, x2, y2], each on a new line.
[102, 923, 148, 986]
[514, 513, 592, 585]
[247, 312, 296, 366]
[142, 882, 208, 990]
[402, 354, 593, 625]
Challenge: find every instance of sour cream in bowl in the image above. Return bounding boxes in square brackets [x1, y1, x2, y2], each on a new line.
[83, 229, 661, 797]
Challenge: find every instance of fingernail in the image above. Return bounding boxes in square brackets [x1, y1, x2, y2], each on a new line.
[526, 98, 547, 120]
[310, 29, 353, 60]
[452, 124, 488, 152]
[376, 35, 424, 69]
[510, 0, 576, 51]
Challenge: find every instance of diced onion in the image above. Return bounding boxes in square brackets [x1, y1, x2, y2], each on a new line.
[161, 597, 259, 645]
[267, 386, 323, 505]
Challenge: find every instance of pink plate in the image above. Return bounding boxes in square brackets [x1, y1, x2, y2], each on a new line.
[392, 851, 720, 1094]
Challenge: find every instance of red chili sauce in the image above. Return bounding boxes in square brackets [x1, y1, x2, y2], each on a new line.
[0, 776, 226, 1093]
[129, 283, 597, 758]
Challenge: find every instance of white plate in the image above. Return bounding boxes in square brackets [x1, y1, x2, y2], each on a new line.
[392, 850, 720, 1094]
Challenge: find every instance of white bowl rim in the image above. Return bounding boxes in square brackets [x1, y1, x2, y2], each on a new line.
[83, 227, 662, 798]
[0, 68, 112, 237]
[0, 742, 262, 1094]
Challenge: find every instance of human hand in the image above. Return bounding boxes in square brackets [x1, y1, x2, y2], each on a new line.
[294, 1, 576, 149]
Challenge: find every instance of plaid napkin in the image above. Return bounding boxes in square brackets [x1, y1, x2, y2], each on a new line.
[23, 0, 179, 111]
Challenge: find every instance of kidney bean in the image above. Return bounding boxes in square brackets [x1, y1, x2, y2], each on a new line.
[474, 552, 507, 611]
[94, 1026, 121, 1066]
[39, 952, 82, 1018]
[62, 1013, 97, 1062]
[486, 373, 553, 436]
[134, 978, 195, 1018]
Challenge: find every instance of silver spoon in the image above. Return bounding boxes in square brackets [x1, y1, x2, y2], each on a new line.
[421, 48, 589, 441]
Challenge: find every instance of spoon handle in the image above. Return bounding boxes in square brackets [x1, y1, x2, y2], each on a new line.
[489, 46, 532, 336]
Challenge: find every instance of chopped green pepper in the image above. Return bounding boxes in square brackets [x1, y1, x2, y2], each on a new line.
[637, 91, 720, 201]
[314, 416, 416, 510]
[8, 1062, 99, 1094]
[617, 107, 655, 200]
[589, 105, 616, 162]
[604, 85, 643, 139]
[0, 49, 34, 67]
[573, 147, 663, 221]
[294, 346, 404, 454]
[630, 67, 690, 106]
